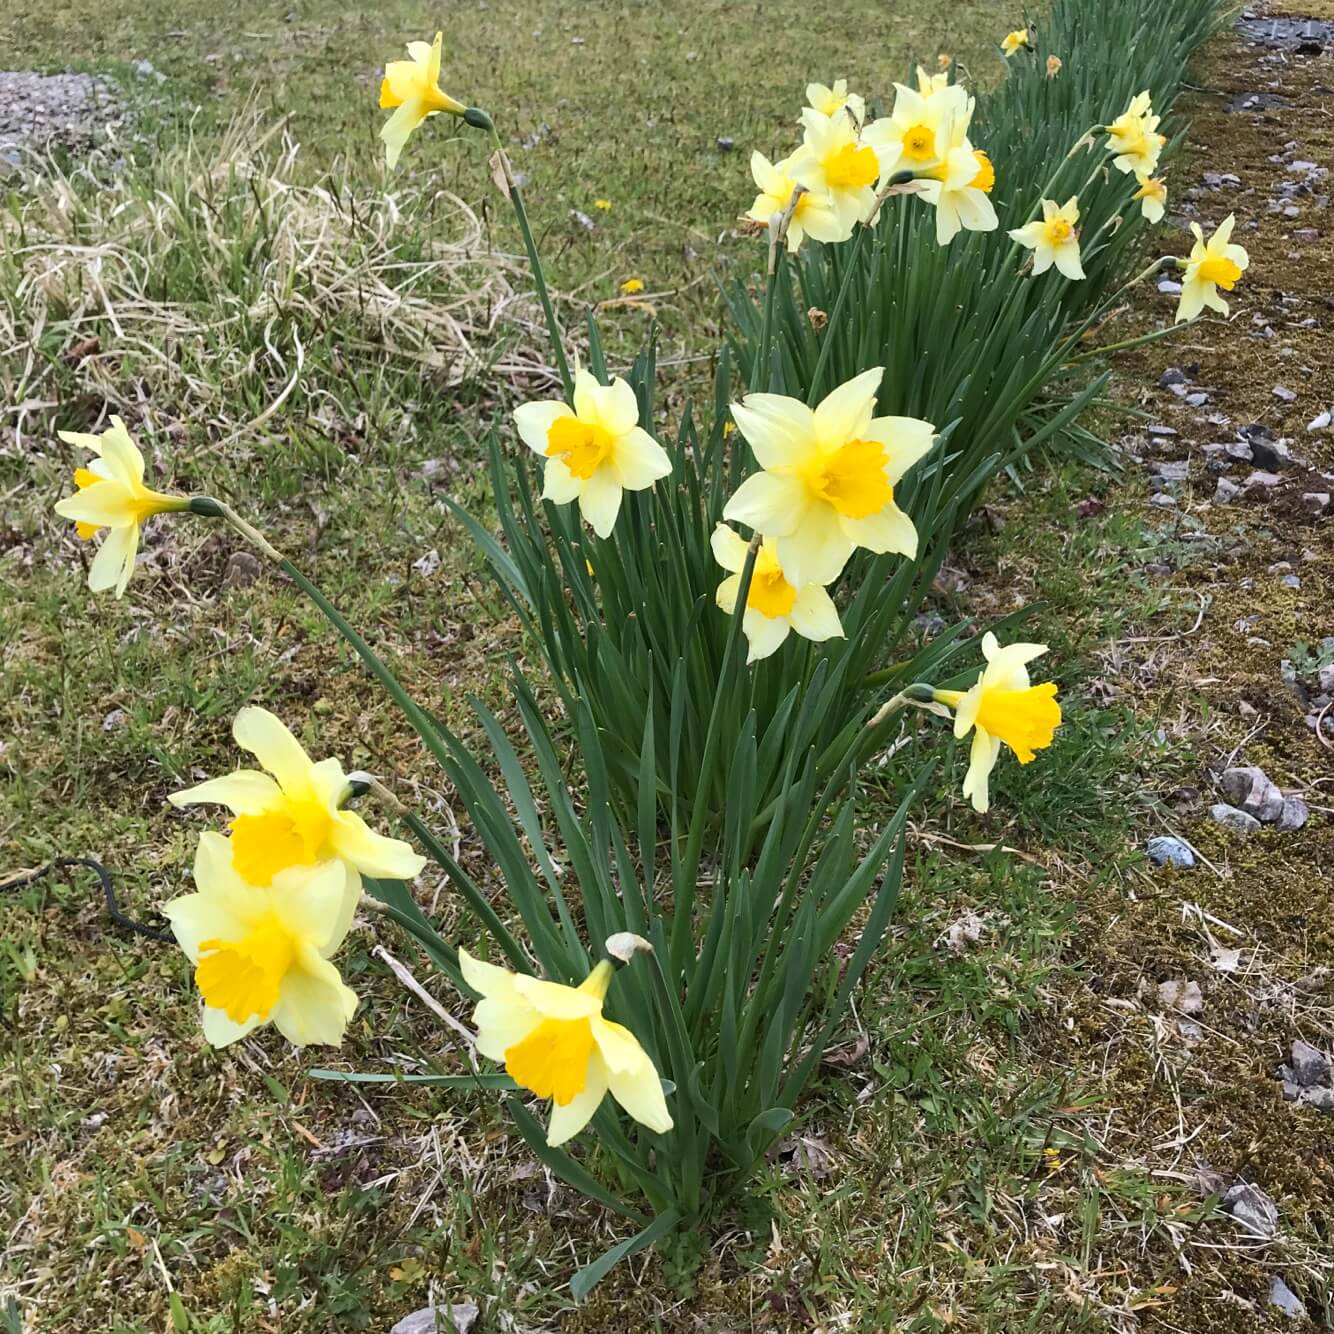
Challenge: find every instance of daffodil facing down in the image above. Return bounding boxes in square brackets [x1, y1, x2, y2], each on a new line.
[722, 367, 935, 587]
[1001, 28, 1031, 57]
[1009, 196, 1086, 280]
[379, 32, 466, 169]
[53, 416, 190, 597]
[514, 369, 671, 538]
[170, 707, 425, 924]
[1134, 176, 1167, 223]
[1177, 214, 1249, 323]
[933, 632, 1062, 813]
[746, 151, 848, 251]
[788, 109, 883, 233]
[711, 524, 844, 663]
[460, 948, 673, 1146]
[1104, 91, 1166, 179]
[164, 833, 359, 1047]
[805, 79, 865, 127]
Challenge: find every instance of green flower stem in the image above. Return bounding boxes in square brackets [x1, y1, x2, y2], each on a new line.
[466, 106, 574, 401]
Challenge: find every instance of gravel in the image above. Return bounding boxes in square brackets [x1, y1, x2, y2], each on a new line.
[0, 70, 126, 163]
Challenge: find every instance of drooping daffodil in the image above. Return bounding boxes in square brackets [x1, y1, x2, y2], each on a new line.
[170, 707, 425, 923]
[932, 632, 1062, 813]
[805, 79, 865, 127]
[1134, 176, 1168, 223]
[460, 948, 673, 1147]
[722, 367, 935, 587]
[1001, 28, 1032, 57]
[1176, 214, 1249, 323]
[164, 833, 359, 1047]
[711, 524, 844, 664]
[746, 151, 849, 251]
[53, 417, 190, 597]
[788, 109, 884, 234]
[1009, 196, 1086, 280]
[1105, 91, 1166, 180]
[514, 369, 671, 538]
[379, 32, 467, 169]
[919, 144, 998, 246]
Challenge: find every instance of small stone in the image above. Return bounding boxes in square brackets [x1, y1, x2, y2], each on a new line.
[1308, 410, 1331, 432]
[1302, 1087, 1334, 1112]
[222, 551, 263, 589]
[1147, 835, 1195, 869]
[1185, 392, 1210, 407]
[1300, 492, 1330, 515]
[102, 708, 127, 731]
[1273, 385, 1298, 402]
[1222, 1181, 1279, 1237]
[1290, 1039, 1330, 1087]
[1281, 573, 1301, 589]
[1159, 367, 1188, 387]
[1282, 1080, 1302, 1101]
[1319, 664, 1334, 693]
[1276, 798, 1309, 831]
[1158, 278, 1183, 295]
[1226, 440, 1254, 463]
[716, 136, 735, 152]
[1249, 436, 1291, 470]
[1269, 1277, 1306, 1320]
[1146, 423, 1178, 438]
[1214, 477, 1240, 503]
[1245, 470, 1282, 489]
[390, 1302, 479, 1334]
[1148, 492, 1177, 508]
[1211, 803, 1261, 835]
[1158, 979, 1204, 1015]
[1220, 766, 1286, 821]
[570, 209, 595, 231]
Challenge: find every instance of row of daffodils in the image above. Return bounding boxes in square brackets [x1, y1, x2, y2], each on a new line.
[49, 24, 1244, 1193]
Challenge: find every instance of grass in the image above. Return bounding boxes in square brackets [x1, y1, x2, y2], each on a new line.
[4, 1, 1331, 1331]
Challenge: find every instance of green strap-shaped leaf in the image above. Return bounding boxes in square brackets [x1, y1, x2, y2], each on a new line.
[569, 1209, 683, 1303]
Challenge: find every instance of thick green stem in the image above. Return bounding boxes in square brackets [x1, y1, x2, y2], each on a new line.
[468, 108, 574, 400]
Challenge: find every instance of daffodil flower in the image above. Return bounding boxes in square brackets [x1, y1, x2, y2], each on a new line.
[164, 833, 359, 1047]
[722, 367, 935, 587]
[862, 83, 964, 180]
[788, 109, 883, 233]
[460, 948, 673, 1147]
[53, 416, 190, 597]
[915, 64, 953, 98]
[513, 369, 671, 539]
[805, 79, 866, 126]
[379, 32, 466, 169]
[711, 524, 844, 663]
[1177, 214, 1249, 323]
[1009, 196, 1086, 280]
[917, 144, 998, 245]
[933, 632, 1062, 813]
[170, 708, 425, 926]
[1046, 55, 1063, 78]
[1001, 28, 1031, 57]
[1134, 176, 1167, 223]
[746, 151, 849, 251]
[1105, 92, 1166, 179]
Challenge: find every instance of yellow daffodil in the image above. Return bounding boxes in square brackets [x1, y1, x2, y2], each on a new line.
[460, 948, 673, 1146]
[788, 109, 883, 233]
[1134, 175, 1167, 223]
[722, 368, 935, 587]
[53, 416, 190, 598]
[746, 150, 849, 251]
[1046, 55, 1063, 78]
[711, 524, 844, 663]
[862, 83, 965, 180]
[1001, 29, 1031, 57]
[1105, 91, 1166, 179]
[805, 79, 865, 127]
[620, 277, 646, 294]
[513, 369, 671, 538]
[164, 833, 359, 1047]
[1177, 214, 1249, 323]
[933, 632, 1062, 813]
[170, 707, 425, 928]
[1009, 196, 1086, 280]
[918, 145, 998, 245]
[915, 64, 952, 98]
[379, 32, 466, 169]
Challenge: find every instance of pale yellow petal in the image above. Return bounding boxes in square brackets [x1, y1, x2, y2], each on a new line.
[88, 522, 139, 597]
[169, 768, 283, 814]
[730, 394, 817, 471]
[513, 974, 603, 1020]
[722, 470, 810, 538]
[514, 400, 573, 455]
[270, 948, 358, 1046]
[232, 707, 317, 796]
[577, 468, 624, 538]
[742, 609, 792, 663]
[611, 427, 671, 491]
[788, 585, 844, 643]
[710, 523, 751, 574]
[813, 367, 883, 446]
[546, 1055, 608, 1146]
[330, 810, 426, 880]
